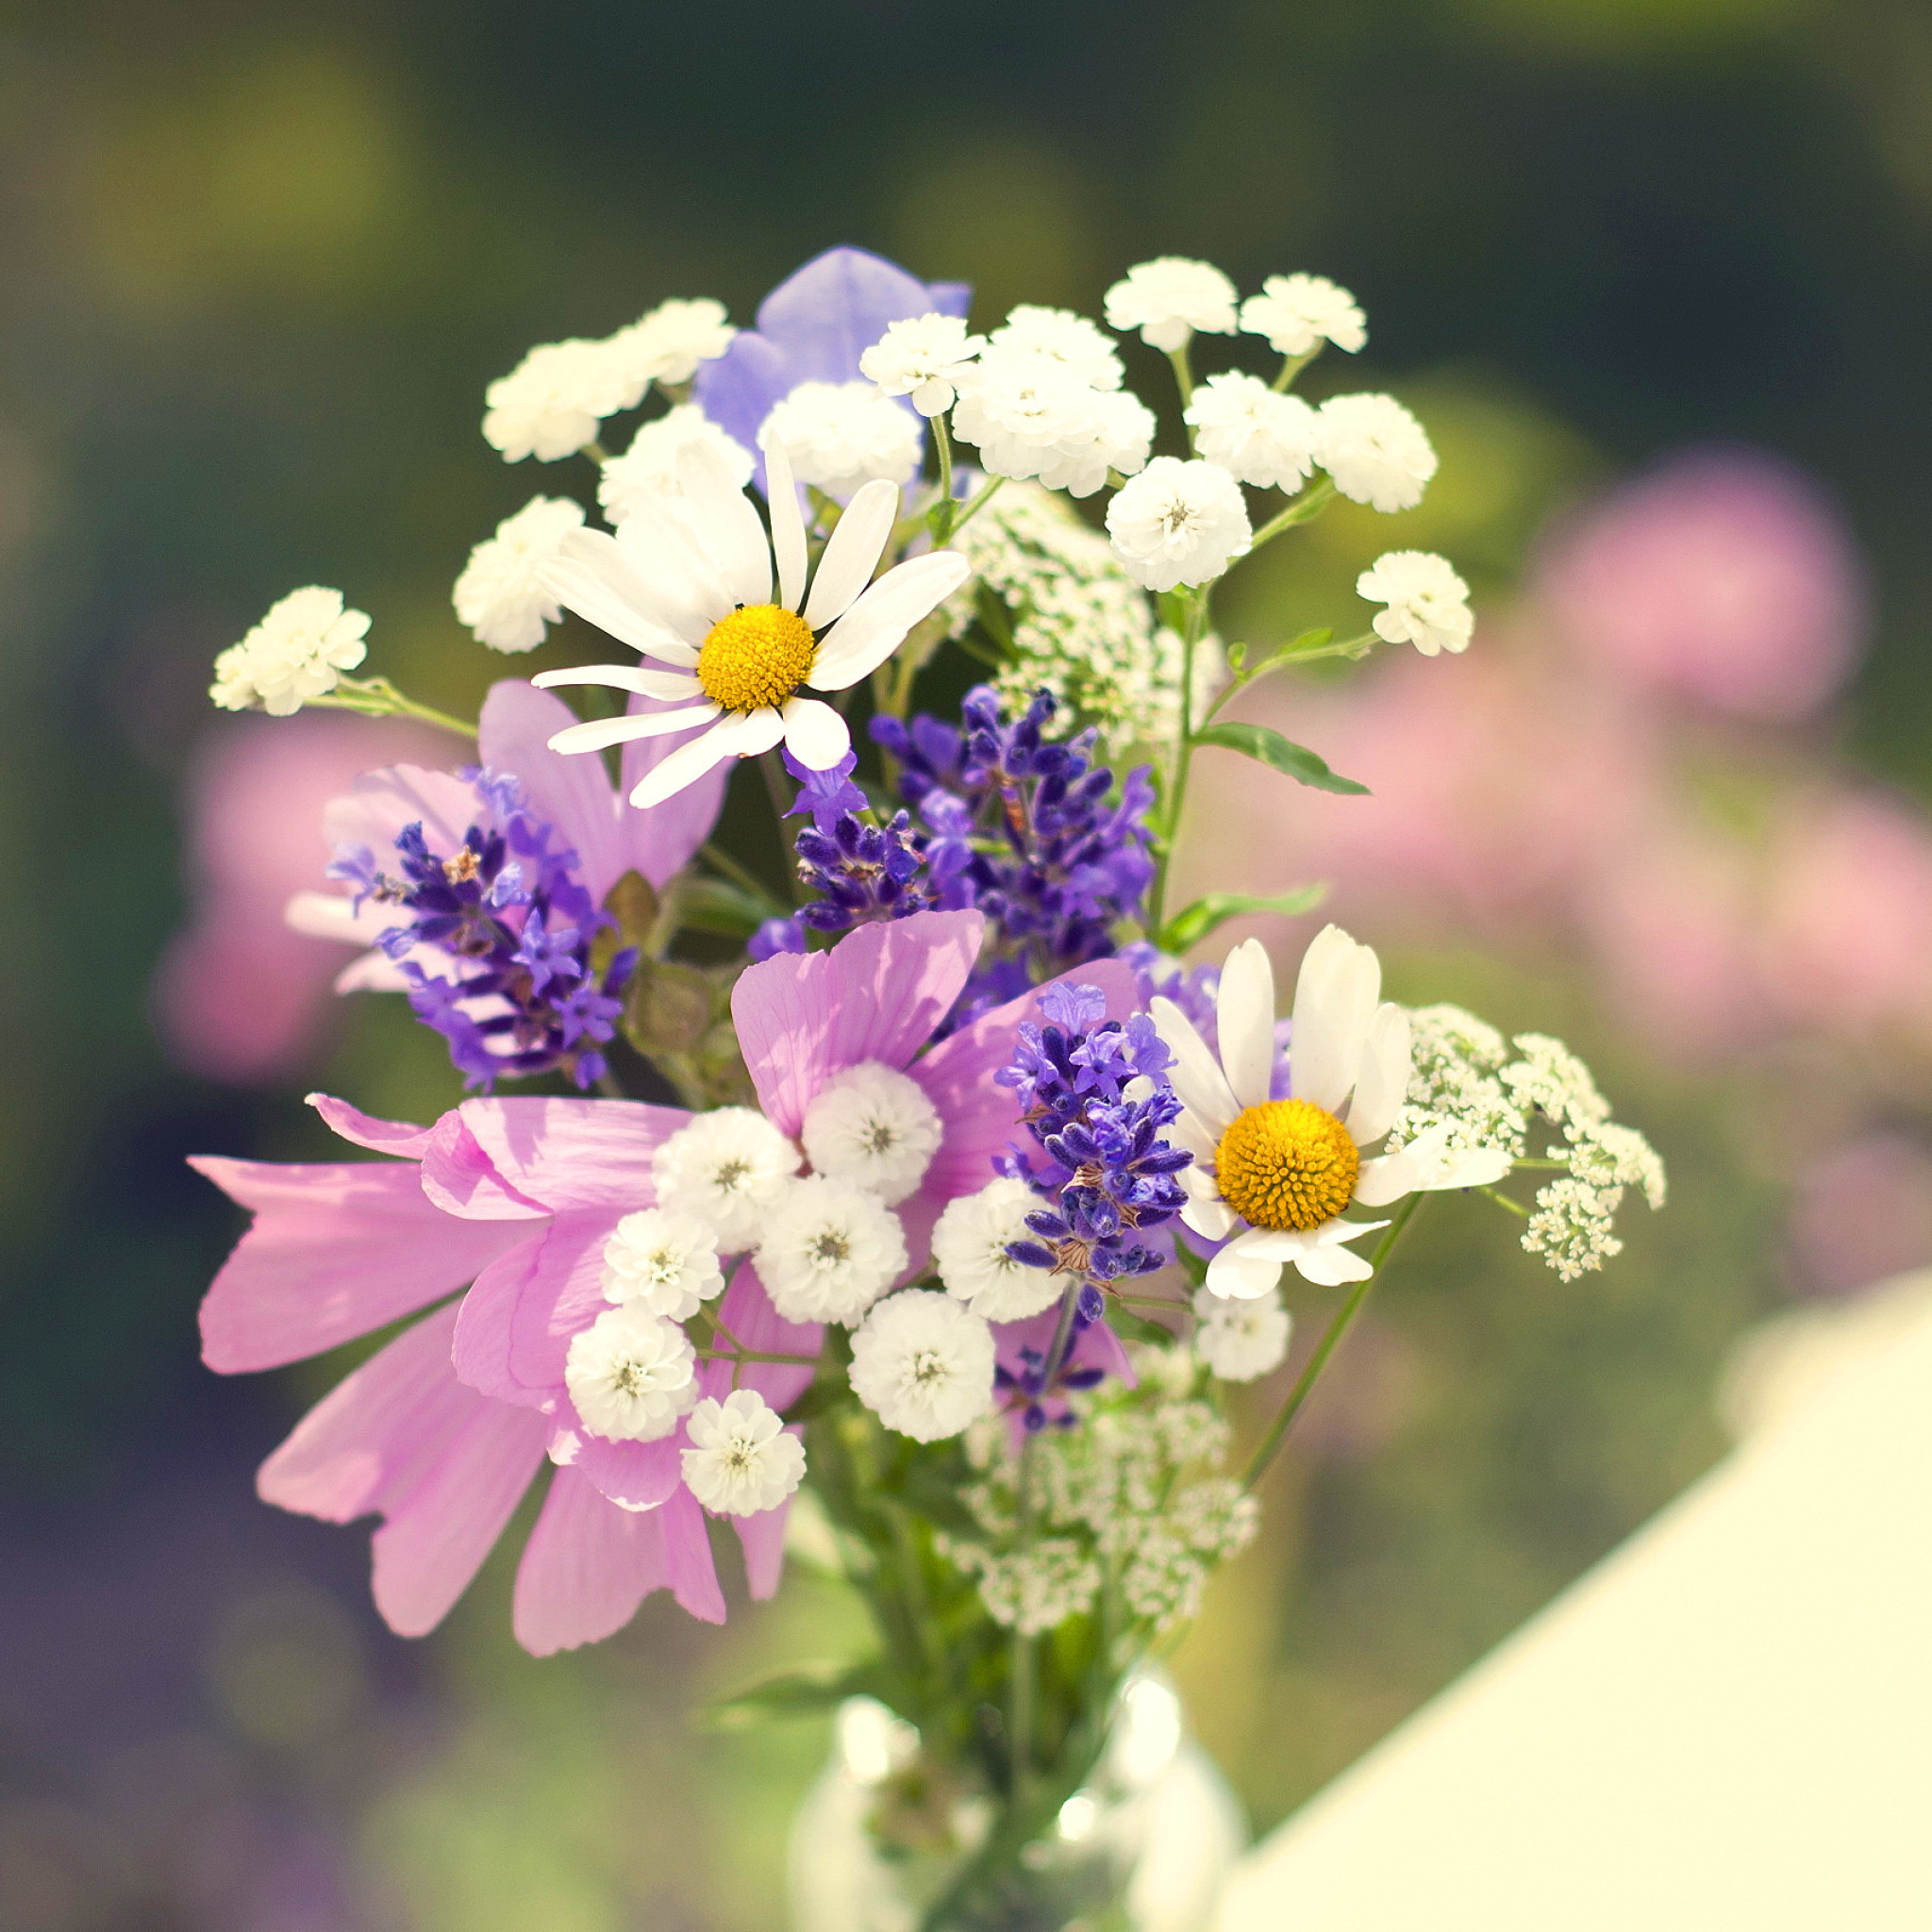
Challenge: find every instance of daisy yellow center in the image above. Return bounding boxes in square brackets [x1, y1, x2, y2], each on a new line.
[1215, 1099, 1359, 1232]
[697, 604, 816, 713]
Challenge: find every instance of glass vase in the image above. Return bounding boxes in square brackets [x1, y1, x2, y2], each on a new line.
[788, 1670, 1243, 1932]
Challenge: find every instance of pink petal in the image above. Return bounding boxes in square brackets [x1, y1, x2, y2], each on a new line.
[323, 763, 479, 859]
[453, 1096, 689, 1212]
[553, 1395, 687, 1512]
[192, 1156, 526, 1373]
[512, 1465, 678, 1656]
[620, 697, 729, 884]
[419, 1110, 551, 1220]
[307, 1092, 435, 1159]
[730, 910, 986, 1135]
[478, 680, 628, 906]
[660, 1484, 726, 1624]
[735, 1489, 794, 1601]
[454, 1208, 625, 1401]
[255, 1302, 549, 1638]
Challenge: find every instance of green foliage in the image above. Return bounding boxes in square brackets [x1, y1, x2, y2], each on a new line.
[1190, 721, 1370, 794]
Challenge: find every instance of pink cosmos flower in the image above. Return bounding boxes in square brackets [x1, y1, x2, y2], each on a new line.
[193, 910, 1141, 1654]
[285, 677, 726, 989]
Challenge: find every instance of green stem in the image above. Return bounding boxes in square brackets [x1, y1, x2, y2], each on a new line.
[947, 473, 1006, 538]
[929, 414, 957, 541]
[694, 1348, 822, 1365]
[309, 676, 475, 739]
[1249, 475, 1337, 550]
[1478, 1184, 1530, 1218]
[1241, 1193, 1424, 1491]
[700, 840, 782, 908]
[1271, 345, 1322, 392]
[1008, 1432, 1038, 1798]
[1167, 342, 1196, 408]
[1151, 589, 1208, 933]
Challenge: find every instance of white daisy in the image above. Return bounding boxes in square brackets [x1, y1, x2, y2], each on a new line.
[1104, 457, 1251, 592]
[931, 1176, 1059, 1322]
[531, 439, 970, 807]
[680, 1390, 806, 1516]
[848, 1290, 996, 1441]
[649, 1107, 802, 1253]
[758, 380, 922, 499]
[799, 1060, 943, 1207]
[859, 313, 987, 417]
[209, 587, 370, 716]
[1192, 1287, 1291, 1382]
[1356, 550, 1474, 657]
[452, 495, 587, 653]
[599, 1207, 725, 1321]
[564, 1307, 699, 1441]
[598, 405, 755, 524]
[755, 1175, 908, 1325]
[1183, 374, 1320, 491]
[1152, 929, 1512, 1300]
[1315, 393, 1437, 514]
[1239, 274, 1367, 358]
[1103, 258, 1240, 353]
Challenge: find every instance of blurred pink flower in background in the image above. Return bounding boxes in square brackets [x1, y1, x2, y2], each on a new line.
[152, 712, 447, 1082]
[1787, 1132, 1932, 1297]
[1536, 447, 1867, 721]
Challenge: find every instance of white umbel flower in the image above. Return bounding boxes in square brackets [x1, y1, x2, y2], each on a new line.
[564, 1307, 698, 1441]
[986, 307, 1124, 390]
[859, 313, 987, 417]
[1315, 393, 1437, 514]
[1104, 457, 1252, 592]
[1356, 550, 1474, 657]
[1153, 930, 1512, 1300]
[849, 1290, 996, 1441]
[602, 296, 736, 402]
[1104, 258, 1240, 353]
[681, 1390, 806, 1516]
[799, 1060, 944, 1206]
[531, 439, 970, 806]
[452, 496, 587, 653]
[649, 1108, 802, 1253]
[1239, 275, 1367, 357]
[1192, 1288, 1291, 1382]
[756, 1175, 908, 1325]
[758, 380, 921, 499]
[931, 1176, 1059, 1322]
[598, 406, 755, 524]
[209, 587, 370, 715]
[1183, 375, 1320, 491]
[482, 339, 633, 463]
[600, 1207, 725, 1321]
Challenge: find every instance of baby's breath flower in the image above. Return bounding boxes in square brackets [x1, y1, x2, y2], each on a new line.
[849, 1290, 996, 1441]
[598, 405, 754, 522]
[651, 1108, 802, 1253]
[1316, 392, 1437, 514]
[600, 1207, 724, 1321]
[1192, 1289, 1291, 1382]
[859, 312, 986, 417]
[987, 306, 1124, 389]
[1357, 549, 1474, 658]
[1105, 457, 1251, 592]
[482, 339, 633, 463]
[1184, 373, 1320, 491]
[602, 296, 735, 400]
[758, 380, 921, 498]
[209, 587, 370, 715]
[756, 1175, 908, 1325]
[564, 1307, 698, 1441]
[680, 1390, 805, 1517]
[932, 1177, 1060, 1322]
[1240, 274, 1367, 357]
[799, 1060, 943, 1207]
[453, 495, 586, 653]
[1104, 258, 1240, 353]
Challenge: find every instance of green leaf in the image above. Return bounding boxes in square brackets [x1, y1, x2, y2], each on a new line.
[676, 876, 779, 938]
[703, 1661, 886, 1729]
[1155, 883, 1328, 953]
[1241, 626, 1332, 679]
[1190, 721, 1369, 795]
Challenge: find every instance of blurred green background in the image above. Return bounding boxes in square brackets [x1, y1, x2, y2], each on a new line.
[4, 0, 1931, 1924]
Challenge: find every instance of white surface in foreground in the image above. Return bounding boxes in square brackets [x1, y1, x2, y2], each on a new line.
[1217, 1281, 1932, 1930]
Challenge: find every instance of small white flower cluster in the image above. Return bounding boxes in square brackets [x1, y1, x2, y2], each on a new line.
[1192, 1288, 1291, 1382]
[934, 482, 1221, 758]
[758, 380, 923, 498]
[481, 296, 735, 463]
[209, 587, 370, 715]
[950, 1368, 1258, 1635]
[452, 496, 586, 654]
[1392, 1008, 1666, 1282]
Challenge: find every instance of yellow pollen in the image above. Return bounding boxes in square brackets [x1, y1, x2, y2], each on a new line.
[1215, 1099, 1359, 1232]
[697, 603, 816, 713]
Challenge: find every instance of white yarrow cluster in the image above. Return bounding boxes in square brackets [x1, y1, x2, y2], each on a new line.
[1357, 550, 1474, 657]
[756, 1174, 908, 1325]
[758, 380, 922, 498]
[1192, 1289, 1291, 1382]
[564, 1307, 698, 1441]
[848, 1290, 996, 1441]
[600, 1207, 724, 1321]
[1240, 274, 1367, 357]
[1105, 457, 1252, 591]
[1184, 374, 1320, 491]
[209, 587, 369, 715]
[951, 344, 1155, 499]
[650, 1108, 802, 1253]
[680, 1390, 806, 1517]
[799, 1060, 944, 1207]
[601, 297, 736, 398]
[931, 1177, 1059, 1321]
[1315, 393, 1438, 513]
[452, 495, 587, 653]
[947, 1538, 1103, 1637]
[1104, 258, 1240, 352]
[598, 405, 754, 523]
[859, 312, 986, 416]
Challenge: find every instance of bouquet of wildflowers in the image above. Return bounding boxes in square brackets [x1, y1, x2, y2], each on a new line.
[194, 247, 1663, 1929]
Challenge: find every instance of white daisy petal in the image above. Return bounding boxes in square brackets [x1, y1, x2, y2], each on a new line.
[626, 709, 778, 809]
[608, 498, 731, 646]
[539, 531, 702, 664]
[1204, 1229, 1288, 1300]
[675, 441, 772, 608]
[1291, 1240, 1376, 1286]
[781, 695, 852, 771]
[1344, 1003, 1412, 1146]
[530, 664, 703, 701]
[808, 552, 972, 691]
[1216, 938, 1277, 1111]
[546, 704, 719, 755]
[1150, 996, 1241, 1135]
[1290, 924, 1380, 1114]
[802, 477, 900, 630]
[765, 438, 808, 613]
[1182, 1193, 1241, 1242]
